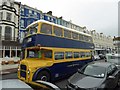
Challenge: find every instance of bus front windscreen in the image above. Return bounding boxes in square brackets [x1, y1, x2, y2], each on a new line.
[27, 49, 42, 58]
[26, 49, 52, 59]
[25, 23, 38, 37]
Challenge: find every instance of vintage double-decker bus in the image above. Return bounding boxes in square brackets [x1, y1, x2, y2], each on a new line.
[18, 20, 94, 83]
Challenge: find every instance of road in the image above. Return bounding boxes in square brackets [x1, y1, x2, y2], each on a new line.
[1, 59, 120, 90]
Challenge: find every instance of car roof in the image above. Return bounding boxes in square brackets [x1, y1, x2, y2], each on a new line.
[0, 79, 33, 89]
[89, 62, 113, 68]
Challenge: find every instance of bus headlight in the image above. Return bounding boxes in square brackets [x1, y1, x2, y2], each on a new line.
[27, 70, 30, 74]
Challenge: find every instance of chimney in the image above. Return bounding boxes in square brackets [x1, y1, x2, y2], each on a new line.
[47, 11, 52, 15]
[59, 16, 62, 19]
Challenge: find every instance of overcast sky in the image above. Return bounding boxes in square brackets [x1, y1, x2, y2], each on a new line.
[16, 0, 119, 37]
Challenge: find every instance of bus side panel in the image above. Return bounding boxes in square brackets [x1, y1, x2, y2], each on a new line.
[23, 34, 94, 49]
[32, 59, 92, 82]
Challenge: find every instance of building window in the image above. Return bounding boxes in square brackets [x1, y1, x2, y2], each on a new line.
[2, 2, 7, 5]
[6, 12, 12, 21]
[29, 10, 32, 14]
[21, 20, 24, 27]
[34, 12, 37, 18]
[34, 12, 37, 16]
[5, 26, 12, 40]
[54, 26, 63, 37]
[0, 26, 2, 40]
[0, 12, 3, 20]
[21, 8, 24, 15]
[10, 2, 14, 7]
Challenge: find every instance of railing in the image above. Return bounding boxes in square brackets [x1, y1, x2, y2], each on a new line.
[0, 36, 18, 41]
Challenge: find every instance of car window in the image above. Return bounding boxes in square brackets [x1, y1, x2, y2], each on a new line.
[107, 66, 112, 75]
[111, 64, 117, 73]
[107, 65, 117, 75]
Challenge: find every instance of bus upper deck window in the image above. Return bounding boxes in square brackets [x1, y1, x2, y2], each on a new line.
[64, 30, 71, 39]
[30, 24, 38, 34]
[54, 26, 63, 37]
[41, 23, 52, 35]
[25, 28, 29, 37]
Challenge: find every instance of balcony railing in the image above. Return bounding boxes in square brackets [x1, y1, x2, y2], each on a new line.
[0, 36, 18, 41]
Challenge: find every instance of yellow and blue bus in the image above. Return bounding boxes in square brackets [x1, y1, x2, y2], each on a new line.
[18, 20, 95, 83]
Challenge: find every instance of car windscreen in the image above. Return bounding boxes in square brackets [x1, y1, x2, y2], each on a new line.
[79, 65, 106, 78]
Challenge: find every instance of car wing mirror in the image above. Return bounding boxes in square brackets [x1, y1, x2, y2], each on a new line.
[35, 80, 61, 90]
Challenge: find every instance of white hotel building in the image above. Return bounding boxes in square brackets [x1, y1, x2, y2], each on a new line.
[0, 0, 21, 60]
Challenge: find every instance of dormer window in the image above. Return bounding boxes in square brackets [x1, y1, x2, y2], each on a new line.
[2, 2, 7, 5]
[10, 2, 14, 7]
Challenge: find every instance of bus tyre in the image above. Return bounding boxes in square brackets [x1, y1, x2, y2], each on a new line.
[37, 71, 50, 82]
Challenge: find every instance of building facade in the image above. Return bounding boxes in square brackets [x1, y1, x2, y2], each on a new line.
[113, 37, 120, 53]
[19, 5, 42, 43]
[87, 30, 115, 55]
[0, 0, 115, 60]
[0, 0, 21, 60]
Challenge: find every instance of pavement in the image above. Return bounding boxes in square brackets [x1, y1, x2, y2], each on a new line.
[0, 58, 20, 75]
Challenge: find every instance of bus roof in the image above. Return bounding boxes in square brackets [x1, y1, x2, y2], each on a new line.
[26, 20, 91, 37]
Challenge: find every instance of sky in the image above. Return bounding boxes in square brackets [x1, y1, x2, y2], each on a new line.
[16, 0, 119, 37]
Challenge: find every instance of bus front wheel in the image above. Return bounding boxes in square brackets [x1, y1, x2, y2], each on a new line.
[37, 71, 50, 82]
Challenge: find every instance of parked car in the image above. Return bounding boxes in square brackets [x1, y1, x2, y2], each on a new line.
[0, 79, 60, 90]
[67, 62, 120, 89]
[94, 55, 100, 61]
[99, 54, 106, 59]
[106, 53, 120, 69]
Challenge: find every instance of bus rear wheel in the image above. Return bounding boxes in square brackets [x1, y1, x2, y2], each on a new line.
[37, 71, 50, 82]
